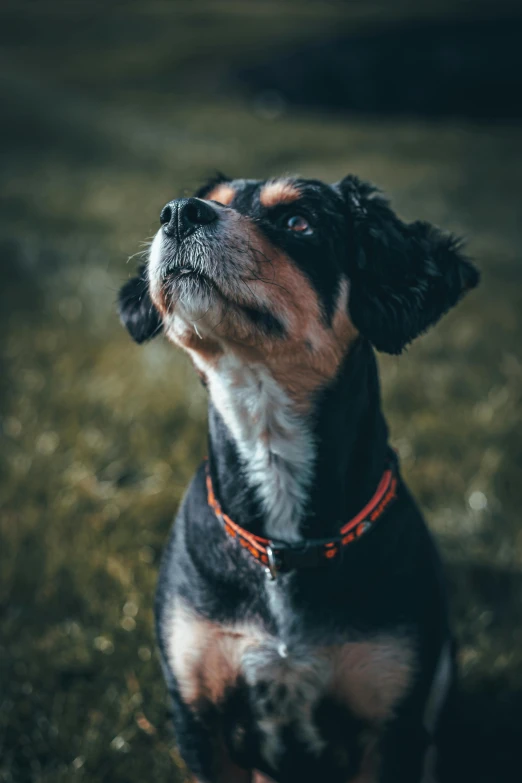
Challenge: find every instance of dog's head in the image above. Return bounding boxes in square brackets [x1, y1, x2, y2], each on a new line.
[119, 173, 478, 403]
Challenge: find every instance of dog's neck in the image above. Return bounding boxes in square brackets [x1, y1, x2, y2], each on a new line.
[206, 338, 389, 543]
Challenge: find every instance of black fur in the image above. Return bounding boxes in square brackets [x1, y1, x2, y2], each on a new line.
[118, 263, 162, 343]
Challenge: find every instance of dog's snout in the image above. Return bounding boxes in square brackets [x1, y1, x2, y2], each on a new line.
[160, 198, 218, 241]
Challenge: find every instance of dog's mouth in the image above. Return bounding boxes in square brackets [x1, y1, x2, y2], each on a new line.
[158, 227, 249, 303]
[163, 257, 222, 297]
[167, 263, 204, 279]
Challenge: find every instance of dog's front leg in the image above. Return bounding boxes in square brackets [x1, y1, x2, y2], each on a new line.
[168, 680, 252, 783]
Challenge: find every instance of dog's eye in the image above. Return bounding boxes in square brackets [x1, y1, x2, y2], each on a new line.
[286, 215, 313, 235]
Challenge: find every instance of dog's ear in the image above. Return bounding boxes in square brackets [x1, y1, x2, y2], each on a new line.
[118, 264, 162, 344]
[335, 175, 480, 354]
[194, 171, 232, 199]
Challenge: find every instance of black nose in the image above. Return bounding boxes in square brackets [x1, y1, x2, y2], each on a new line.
[160, 198, 218, 241]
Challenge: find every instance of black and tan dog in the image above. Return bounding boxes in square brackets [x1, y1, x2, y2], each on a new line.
[119, 173, 479, 783]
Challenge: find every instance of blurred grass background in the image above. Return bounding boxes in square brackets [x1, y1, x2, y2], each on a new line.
[1, 2, 522, 781]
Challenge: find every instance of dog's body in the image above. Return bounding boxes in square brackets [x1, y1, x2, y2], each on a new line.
[119, 173, 478, 782]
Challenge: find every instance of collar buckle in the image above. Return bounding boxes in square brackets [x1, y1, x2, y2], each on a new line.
[265, 545, 279, 581]
[264, 539, 340, 578]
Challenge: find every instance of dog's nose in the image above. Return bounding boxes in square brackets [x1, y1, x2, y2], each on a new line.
[160, 198, 218, 241]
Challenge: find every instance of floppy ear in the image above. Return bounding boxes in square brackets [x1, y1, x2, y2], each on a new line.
[336, 175, 480, 354]
[194, 171, 232, 199]
[118, 264, 162, 344]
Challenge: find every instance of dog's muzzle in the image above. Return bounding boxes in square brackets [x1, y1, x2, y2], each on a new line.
[160, 197, 218, 242]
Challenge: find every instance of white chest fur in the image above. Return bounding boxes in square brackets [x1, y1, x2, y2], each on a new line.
[202, 352, 315, 543]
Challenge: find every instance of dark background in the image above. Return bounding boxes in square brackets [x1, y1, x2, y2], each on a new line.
[1, 2, 522, 781]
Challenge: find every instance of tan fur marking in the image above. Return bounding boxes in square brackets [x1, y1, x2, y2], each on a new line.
[180, 333, 222, 365]
[206, 183, 236, 206]
[328, 638, 414, 724]
[168, 602, 267, 705]
[243, 228, 358, 411]
[269, 279, 356, 412]
[259, 180, 301, 208]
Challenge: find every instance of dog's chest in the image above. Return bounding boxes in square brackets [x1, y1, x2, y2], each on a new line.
[167, 601, 414, 780]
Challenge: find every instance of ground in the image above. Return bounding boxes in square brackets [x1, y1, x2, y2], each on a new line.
[1, 3, 521, 782]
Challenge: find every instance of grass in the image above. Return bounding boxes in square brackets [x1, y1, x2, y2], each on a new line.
[1, 3, 522, 781]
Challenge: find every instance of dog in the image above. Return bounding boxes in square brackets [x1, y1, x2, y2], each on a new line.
[119, 172, 479, 783]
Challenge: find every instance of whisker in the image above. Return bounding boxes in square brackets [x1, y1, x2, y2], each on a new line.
[148, 318, 164, 338]
[126, 248, 149, 265]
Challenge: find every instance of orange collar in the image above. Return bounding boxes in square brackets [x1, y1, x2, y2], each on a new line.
[206, 453, 399, 580]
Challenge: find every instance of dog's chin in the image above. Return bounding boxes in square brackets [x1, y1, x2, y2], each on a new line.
[164, 259, 244, 312]
[166, 266, 214, 291]
[163, 268, 219, 317]
[163, 279, 269, 348]
[152, 245, 270, 345]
